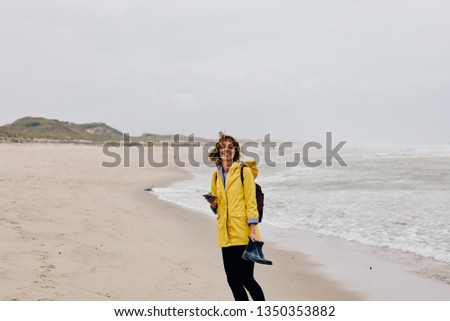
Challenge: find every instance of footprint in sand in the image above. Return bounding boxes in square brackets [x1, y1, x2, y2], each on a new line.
[40, 264, 56, 272]
[37, 262, 57, 289]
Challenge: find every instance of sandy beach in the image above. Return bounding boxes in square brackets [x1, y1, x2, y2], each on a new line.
[0, 144, 364, 301]
[2, 143, 450, 301]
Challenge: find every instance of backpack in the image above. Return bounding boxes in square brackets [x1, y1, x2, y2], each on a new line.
[240, 166, 264, 223]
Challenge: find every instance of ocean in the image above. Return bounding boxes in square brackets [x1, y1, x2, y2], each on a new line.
[153, 144, 450, 281]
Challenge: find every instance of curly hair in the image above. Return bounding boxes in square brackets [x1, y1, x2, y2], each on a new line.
[208, 131, 241, 166]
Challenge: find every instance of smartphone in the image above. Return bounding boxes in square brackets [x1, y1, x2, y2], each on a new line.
[202, 193, 216, 201]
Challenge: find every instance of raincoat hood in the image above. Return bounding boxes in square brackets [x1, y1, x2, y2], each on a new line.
[240, 160, 259, 180]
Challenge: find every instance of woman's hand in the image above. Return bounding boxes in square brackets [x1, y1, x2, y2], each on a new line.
[250, 224, 258, 242]
[209, 199, 217, 209]
[203, 194, 217, 209]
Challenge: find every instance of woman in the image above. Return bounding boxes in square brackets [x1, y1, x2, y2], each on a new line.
[205, 132, 265, 301]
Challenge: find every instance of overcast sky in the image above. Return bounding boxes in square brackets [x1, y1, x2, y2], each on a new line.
[1, 0, 449, 145]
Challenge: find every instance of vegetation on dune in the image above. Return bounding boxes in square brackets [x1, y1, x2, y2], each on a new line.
[0, 117, 209, 144]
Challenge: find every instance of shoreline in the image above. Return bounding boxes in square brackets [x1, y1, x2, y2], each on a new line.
[1, 144, 362, 300]
[153, 192, 450, 300]
[259, 225, 450, 300]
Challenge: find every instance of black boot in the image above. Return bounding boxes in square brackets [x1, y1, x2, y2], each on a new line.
[255, 241, 273, 265]
[242, 237, 262, 263]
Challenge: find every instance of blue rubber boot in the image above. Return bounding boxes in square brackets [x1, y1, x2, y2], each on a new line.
[255, 241, 273, 265]
[242, 238, 261, 262]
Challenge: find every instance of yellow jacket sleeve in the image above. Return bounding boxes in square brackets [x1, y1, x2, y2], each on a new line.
[210, 171, 218, 214]
[242, 167, 259, 224]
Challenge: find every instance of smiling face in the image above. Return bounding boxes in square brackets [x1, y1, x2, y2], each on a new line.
[208, 132, 241, 166]
[219, 139, 236, 164]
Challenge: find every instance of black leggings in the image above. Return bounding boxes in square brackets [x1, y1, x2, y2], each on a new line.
[221, 245, 265, 301]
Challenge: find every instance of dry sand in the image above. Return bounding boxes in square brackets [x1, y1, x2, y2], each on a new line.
[0, 144, 362, 300]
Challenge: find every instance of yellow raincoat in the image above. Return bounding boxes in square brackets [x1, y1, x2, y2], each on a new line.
[210, 160, 261, 248]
